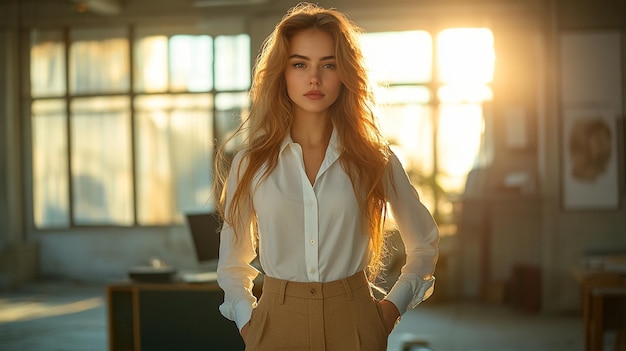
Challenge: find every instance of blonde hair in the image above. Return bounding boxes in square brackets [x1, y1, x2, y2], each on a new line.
[214, 2, 391, 280]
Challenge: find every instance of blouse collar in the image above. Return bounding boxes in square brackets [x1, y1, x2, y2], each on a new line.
[279, 126, 341, 158]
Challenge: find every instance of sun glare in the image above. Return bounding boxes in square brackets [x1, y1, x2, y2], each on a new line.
[360, 31, 432, 85]
[360, 27, 494, 205]
[437, 28, 495, 84]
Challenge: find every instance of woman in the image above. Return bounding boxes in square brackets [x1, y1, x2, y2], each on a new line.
[215, 3, 439, 350]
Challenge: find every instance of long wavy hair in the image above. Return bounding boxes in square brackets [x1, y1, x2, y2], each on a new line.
[214, 2, 392, 280]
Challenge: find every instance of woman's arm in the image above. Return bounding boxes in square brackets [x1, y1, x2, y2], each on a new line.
[216, 151, 260, 331]
[383, 152, 440, 315]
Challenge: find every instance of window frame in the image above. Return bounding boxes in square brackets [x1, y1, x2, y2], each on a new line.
[359, 26, 495, 236]
[26, 24, 251, 229]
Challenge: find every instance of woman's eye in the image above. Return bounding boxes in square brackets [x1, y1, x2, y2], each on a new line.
[323, 63, 336, 70]
[293, 62, 305, 69]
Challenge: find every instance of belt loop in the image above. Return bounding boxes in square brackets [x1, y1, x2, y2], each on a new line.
[341, 278, 354, 301]
[279, 280, 287, 305]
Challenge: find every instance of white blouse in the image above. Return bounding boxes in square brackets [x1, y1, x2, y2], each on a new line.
[217, 128, 439, 330]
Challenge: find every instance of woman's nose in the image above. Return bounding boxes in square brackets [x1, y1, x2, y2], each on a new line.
[309, 69, 321, 86]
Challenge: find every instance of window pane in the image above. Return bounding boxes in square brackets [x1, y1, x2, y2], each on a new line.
[377, 86, 433, 178]
[134, 35, 168, 93]
[438, 84, 493, 102]
[437, 103, 484, 194]
[30, 30, 66, 97]
[360, 31, 432, 84]
[70, 28, 130, 94]
[376, 85, 430, 105]
[215, 92, 248, 152]
[71, 97, 133, 225]
[170, 35, 213, 92]
[134, 94, 214, 225]
[215, 34, 251, 91]
[438, 28, 495, 84]
[32, 99, 69, 228]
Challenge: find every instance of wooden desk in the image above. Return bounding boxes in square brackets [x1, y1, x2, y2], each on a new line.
[590, 286, 626, 351]
[573, 255, 626, 351]
[107, 280, 245, 351]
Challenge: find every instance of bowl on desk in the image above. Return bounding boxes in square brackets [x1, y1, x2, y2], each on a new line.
[128, 266, 177, 283]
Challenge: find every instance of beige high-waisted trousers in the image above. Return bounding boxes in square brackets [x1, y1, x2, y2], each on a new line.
[244, 271, 389, 351]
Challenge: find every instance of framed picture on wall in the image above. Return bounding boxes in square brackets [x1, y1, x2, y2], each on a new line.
[562, 106, 620, 210]
[560, 31, 623, 211]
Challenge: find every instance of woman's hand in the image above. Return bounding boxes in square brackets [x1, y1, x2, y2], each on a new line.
[378, 299, 401, 334]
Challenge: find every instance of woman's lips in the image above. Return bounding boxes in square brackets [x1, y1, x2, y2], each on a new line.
[304, 90, 325, 99]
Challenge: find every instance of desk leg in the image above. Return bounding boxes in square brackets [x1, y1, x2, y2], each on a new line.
[618, 329, 626, 351]
[591, 294, 605, 351]
[584, 287, 591, 351]
[107, 287, 137, 351]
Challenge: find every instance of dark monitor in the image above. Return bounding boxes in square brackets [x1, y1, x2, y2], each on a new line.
[185, 212, 222, 263]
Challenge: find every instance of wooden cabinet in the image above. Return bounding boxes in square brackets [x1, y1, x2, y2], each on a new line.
[107, 282, 244, 351]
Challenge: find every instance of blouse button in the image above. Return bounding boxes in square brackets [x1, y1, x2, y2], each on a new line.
[310, 239, 316, 245]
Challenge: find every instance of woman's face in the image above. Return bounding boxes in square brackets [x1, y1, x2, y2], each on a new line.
[285, 29, 342, 118]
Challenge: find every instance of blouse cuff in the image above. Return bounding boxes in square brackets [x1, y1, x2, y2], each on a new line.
[385, 275, 436, 315]
[219, 299, 255, 331]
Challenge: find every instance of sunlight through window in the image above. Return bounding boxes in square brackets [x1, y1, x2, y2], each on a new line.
[361, 27, 494, 235]
[360, 31, 432, 84]
[134, 36, 168, 92]
[30, 27, 250, 227]
[438, 28, 495, 84]
[169, 35, 213, 92]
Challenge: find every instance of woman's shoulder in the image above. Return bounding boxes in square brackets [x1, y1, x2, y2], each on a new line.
[231, 148, 248, 161]
[385, 148, 409, 174]
[225, 148, 250, 176]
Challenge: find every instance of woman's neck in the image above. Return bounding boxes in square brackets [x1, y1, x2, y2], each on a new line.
[291, 112, 333, 185]
[290, 113, 332, 148]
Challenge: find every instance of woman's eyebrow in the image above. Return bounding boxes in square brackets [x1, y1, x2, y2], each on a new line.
[288, 54, 309, 60]
[288, 54, 336, 61]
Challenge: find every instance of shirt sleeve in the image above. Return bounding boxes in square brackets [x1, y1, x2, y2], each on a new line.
[217, 151, 261, 331]
[383, 152, 440, 315]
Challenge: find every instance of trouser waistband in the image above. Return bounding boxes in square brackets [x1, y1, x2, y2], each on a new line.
[262, 271, 369, 304]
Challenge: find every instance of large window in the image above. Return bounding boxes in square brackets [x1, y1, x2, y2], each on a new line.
[29, 25, 493, 231]
[30, 27, 250, 228]
[360, 28, 495, 235]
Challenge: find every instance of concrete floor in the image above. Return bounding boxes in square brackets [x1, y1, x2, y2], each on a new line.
[0, 279, 584, 351]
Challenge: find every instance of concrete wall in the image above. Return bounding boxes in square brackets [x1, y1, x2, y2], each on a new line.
[1, 0, 625, 313]
[0, 1, 38, 289]
[541, 1, 626, 313]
